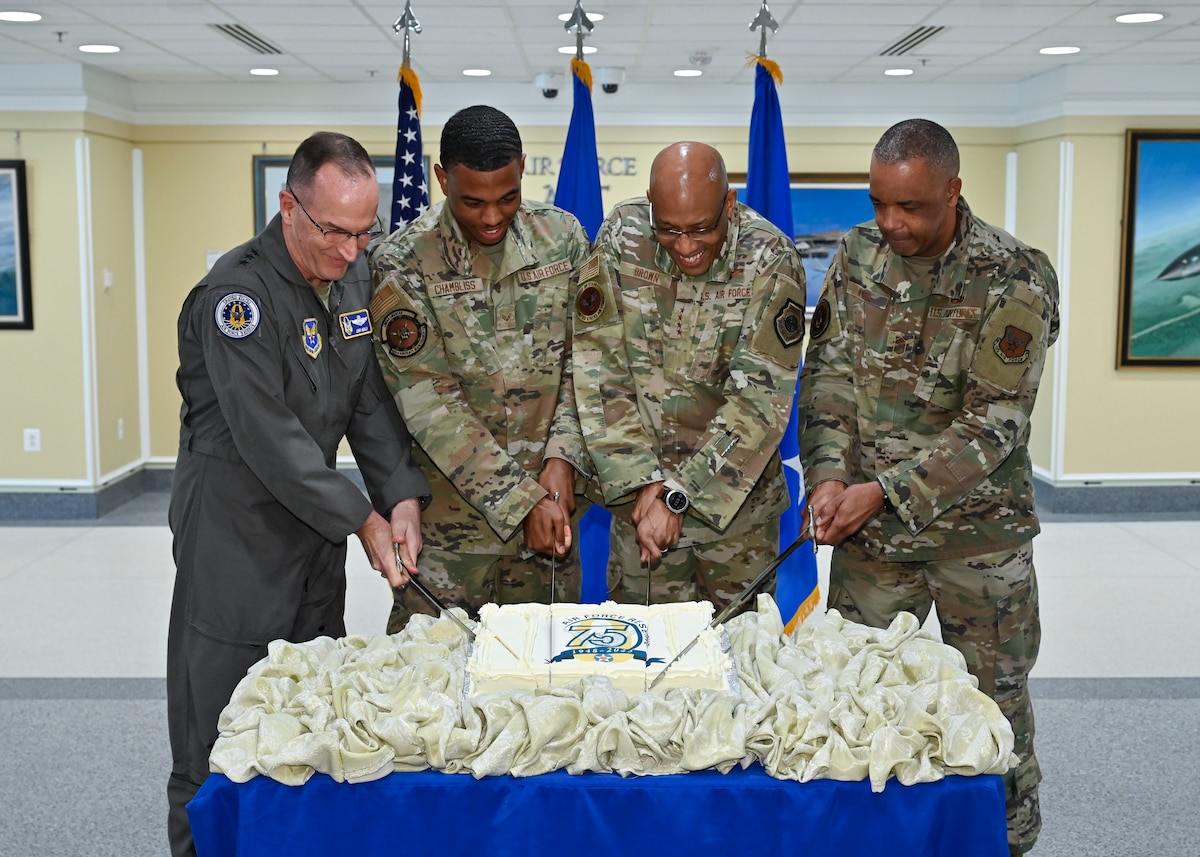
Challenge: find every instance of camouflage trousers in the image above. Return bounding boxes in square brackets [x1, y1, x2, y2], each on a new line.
[387, 547, 582, 635]
[606, 515, 779, 614]
[828, 539, 1042, 855]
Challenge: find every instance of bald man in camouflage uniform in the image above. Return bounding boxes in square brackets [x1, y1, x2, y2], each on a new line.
[370, 105, 591, 632]
[799, 119, 1059, 856]
[573, 141, 806, 610]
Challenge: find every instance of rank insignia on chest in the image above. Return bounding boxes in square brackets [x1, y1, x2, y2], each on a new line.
[302, 318, 322, 358]
[383, 308, 427, 358]
[214, 292, 260, 339]
[339, 308, 372, 339]
[773, 298, 806, 348]
[994, 324, 1033, 364]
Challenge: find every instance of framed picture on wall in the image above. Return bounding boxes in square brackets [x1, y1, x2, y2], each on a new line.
[1118, 130, 1200, 368]
[732, 172, 873, 309]
[252, 155, 431, 234]
[0, 160, 32, 330]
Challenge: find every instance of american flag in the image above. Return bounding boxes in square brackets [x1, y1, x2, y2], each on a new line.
[390, 63, 429, 233]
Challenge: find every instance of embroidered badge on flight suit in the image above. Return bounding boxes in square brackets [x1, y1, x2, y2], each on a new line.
[383, 308, 427, 358]
[214, 292, 260, 339]
[339, 309, 372, 339]
[302, 318, 322, 358]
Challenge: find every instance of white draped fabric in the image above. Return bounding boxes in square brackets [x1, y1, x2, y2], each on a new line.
[210, 596, 1015, 790]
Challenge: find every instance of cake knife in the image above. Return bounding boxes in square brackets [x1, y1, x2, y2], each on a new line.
[647, 534, 807, 690]
[393, 544, 522, 660]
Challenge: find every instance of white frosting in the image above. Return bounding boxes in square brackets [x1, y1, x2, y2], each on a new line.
[467, 601, 731, 697]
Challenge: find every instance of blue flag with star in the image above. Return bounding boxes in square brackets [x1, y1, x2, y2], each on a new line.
[390, 63, 429, 234]
[745, 58, 821, 632]
[554, 58, 609, 602]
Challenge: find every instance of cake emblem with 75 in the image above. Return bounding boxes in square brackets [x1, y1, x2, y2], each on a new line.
[552, 616, 657, 664]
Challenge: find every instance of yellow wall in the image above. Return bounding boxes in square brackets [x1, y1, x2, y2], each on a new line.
[2, 113, 1197, 488]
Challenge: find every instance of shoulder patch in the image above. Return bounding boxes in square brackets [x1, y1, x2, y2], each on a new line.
[810, 299, 831, 339]
[773, 298, 806, 348]
[382, 308, 427, 359]
[576, 283, 606, 323]
[214, 292, 260, 339]
[576, 253, 600, 285]
[994, 324, 1033, 364]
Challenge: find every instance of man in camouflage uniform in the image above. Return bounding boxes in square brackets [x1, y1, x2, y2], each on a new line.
[573, 141, 806, 610]
[370, 105, 592, 632]
[799, 119, 1059, 855]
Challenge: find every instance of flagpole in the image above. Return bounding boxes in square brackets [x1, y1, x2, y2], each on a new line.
[389, 3, 429, 234]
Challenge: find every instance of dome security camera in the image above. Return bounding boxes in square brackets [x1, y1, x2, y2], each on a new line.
[595, 66, 625, 95]
[534, 72, 561, 99]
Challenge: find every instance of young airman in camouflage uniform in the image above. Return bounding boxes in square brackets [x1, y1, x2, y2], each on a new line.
[573, 141, 806, 610]
[799, 119, 1060, 855]
[369, 106, 592, 632]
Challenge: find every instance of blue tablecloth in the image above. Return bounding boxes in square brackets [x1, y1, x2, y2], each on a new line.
[190, 765, 1009, 856]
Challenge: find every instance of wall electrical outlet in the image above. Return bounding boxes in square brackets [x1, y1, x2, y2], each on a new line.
[23, 428, 41, 452]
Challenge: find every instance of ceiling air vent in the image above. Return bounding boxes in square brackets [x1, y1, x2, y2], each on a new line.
[210, 23, 283, 55]
[880, 26, 945, 57]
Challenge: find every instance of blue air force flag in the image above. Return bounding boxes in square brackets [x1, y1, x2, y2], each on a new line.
[745, 57, 821, 633]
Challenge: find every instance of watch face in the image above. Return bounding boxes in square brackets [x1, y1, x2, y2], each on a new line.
[665, 490, 689, 513]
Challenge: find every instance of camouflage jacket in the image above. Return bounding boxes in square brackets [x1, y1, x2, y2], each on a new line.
[369, 200, 591, 553]
[799, 198, 1060, 561]
[573, 198, 807, 541]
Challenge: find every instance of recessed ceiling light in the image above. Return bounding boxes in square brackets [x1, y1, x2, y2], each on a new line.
[558, 11, 604, 22]
[1039, 46, 1080, 55]
[558, 45, 597, 55]
[884, 68, 914, 76]
[249, 68, 279, 76]
[0, 11, 42, 22]
[462, 68, 491, 77]
[79, 44, 120, 54]
[674, 69, 703, 78]
[1115, 12, 1164, 24]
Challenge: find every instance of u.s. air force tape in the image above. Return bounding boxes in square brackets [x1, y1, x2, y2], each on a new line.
[383, 308, 427, 358]
[214, 292, 260, 339]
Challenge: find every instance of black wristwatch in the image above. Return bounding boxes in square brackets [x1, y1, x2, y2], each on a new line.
[877, 479, 896, 514]
[663, 488, 690, 514]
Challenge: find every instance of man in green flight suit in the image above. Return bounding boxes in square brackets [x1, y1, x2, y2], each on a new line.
[800, 118, 1060, 855]
[369, 105, 592, 632]
[572, 141, 807, 610]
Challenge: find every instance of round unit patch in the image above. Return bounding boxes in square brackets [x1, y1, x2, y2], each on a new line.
[214, 292, 260, 339]
[576, 284, 605, 323]
[810, 299, 831, 339]
[383, 308, 427, 359]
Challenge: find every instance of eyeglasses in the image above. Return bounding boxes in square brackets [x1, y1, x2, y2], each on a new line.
[286, 185, 384, 245]
[649, 198, 727, 242]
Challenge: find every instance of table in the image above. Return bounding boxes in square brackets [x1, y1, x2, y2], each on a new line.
[189, 764, 1009, 856]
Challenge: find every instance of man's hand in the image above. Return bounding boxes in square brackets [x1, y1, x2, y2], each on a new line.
[389, 496, 423, 580]
[807, 480, 886, 545]
[524, 459, 576, 557]
[631, 482, 682, 563]
[356, 509, 409, 588]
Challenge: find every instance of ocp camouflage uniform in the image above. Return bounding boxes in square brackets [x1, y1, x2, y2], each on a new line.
[799, 197, 1060, 854]
[369, 201, 592, 632]
[574, 198, 806, 609]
